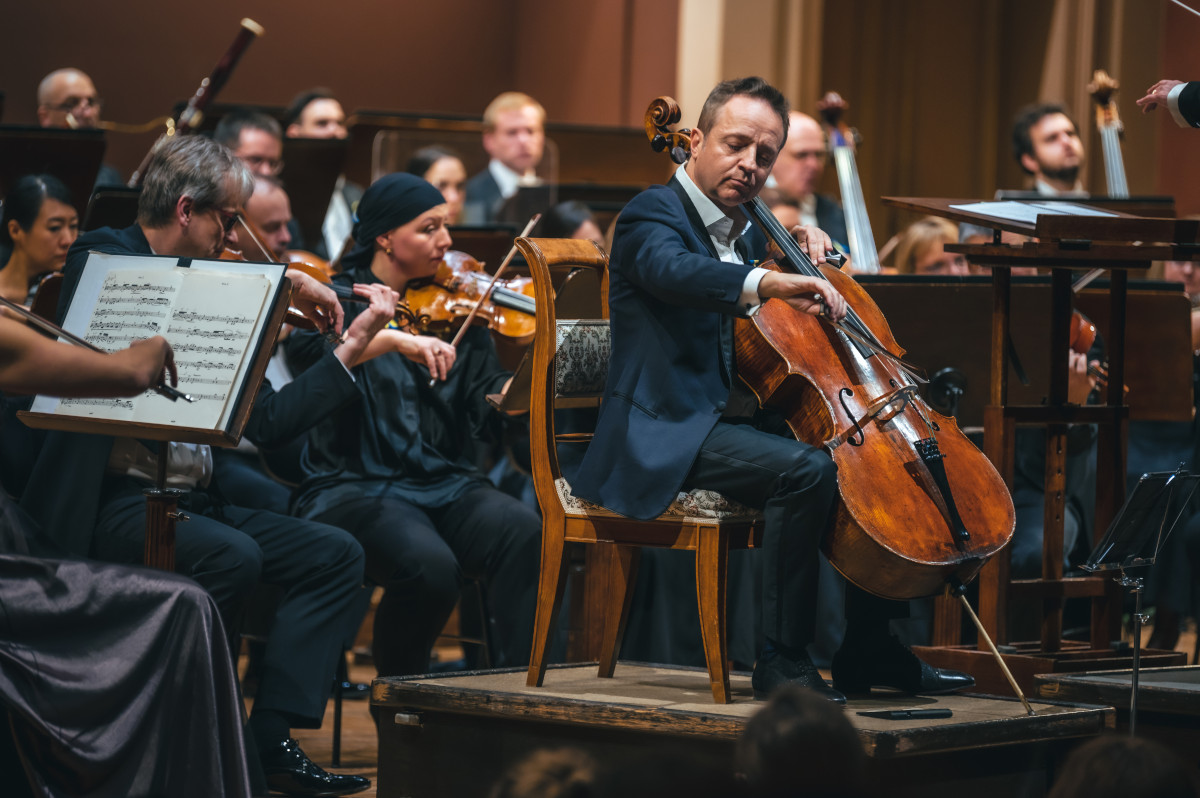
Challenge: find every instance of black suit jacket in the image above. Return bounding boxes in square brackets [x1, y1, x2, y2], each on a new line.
[571, 178, 767, 520]
[1180, 82, 1200, 128]
[18, 224, 360, 556]
[462, 168, 503, 225]
[815, 193, 850, 254]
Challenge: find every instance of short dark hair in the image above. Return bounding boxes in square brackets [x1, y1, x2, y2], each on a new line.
[1012, 103, 1077, 174]
[540, 201, 596, 239]
[404, 145, 463, 179]
[1, 174, 73, 246]
[213, 108, 282, 149]
[697, 76, 790, 139]
[283, 87, 337, 130]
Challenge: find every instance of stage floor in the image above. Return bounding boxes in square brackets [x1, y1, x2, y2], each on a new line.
[372, 663, 1114, 797]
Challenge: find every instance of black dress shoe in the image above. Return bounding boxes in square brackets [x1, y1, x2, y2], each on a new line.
[831, 634, 975, 696]
[752, 650, 847, 703]
[334, 681, 371, 701]
[261, 738, 371, 797]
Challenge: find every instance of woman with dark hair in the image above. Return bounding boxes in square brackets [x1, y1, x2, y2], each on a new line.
[540, 200, 604, 248]
[0, 174, 77, 304]
[285, 172, 539, 678]
[405, 145, 467, 223]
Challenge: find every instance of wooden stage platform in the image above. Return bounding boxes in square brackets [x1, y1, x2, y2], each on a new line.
[371, 663, 1113, 797]
[1036, 666, 1200, 765]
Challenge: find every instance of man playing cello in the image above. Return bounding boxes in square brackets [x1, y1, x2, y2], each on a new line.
[572, 77, 974, 702]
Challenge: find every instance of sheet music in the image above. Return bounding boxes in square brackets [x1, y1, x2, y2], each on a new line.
[949, 200, 1118, 225]
[56, 268, 269, 428]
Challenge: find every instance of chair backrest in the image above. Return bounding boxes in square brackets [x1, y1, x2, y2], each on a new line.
[514, 237, 609, 516]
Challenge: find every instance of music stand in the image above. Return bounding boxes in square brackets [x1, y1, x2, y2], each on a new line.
[1079, 467, 1200, 735]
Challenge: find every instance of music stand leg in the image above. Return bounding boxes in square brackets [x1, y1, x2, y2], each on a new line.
[142, 448, 188, 571]
[1118, 568, 1146, 737]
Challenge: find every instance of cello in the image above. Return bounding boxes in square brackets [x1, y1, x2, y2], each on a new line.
[645, 97, 1015, 601]
[816, 93, 882, 274]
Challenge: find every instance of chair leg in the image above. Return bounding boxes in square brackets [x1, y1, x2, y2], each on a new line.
[526, 528, 569, 688]
[597, 544, 641, 678]
[331, 650, 348, 766]
[696, 528, 731, 703]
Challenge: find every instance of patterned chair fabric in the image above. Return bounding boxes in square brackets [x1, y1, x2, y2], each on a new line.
[554, 320, 609, 397]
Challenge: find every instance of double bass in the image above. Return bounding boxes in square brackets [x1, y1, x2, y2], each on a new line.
[816, 93, 882, 274]
[1088, 69, 1129, 198]
[646, 97, 1014, 600]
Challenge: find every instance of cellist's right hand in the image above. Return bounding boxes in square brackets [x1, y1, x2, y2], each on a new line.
[758, 272, 847, 322]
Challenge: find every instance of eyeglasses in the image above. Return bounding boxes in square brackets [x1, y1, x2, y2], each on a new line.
[211, 208, 241, 235]
[241, 155, 285, 176]
[44, 96, 103, 113]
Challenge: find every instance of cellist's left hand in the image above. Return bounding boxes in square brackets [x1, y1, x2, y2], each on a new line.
[286, 270, 346, 336]
[790, 224, 834, 265]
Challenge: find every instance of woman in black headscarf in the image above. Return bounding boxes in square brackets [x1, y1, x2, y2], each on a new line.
[285, 173, 539, 678]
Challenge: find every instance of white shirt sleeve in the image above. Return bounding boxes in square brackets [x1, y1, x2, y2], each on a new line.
[740, 267, 769, 315]
[1168, 83, 1191, 129]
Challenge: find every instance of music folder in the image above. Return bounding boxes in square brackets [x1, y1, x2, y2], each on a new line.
[20, 251, 291, 446]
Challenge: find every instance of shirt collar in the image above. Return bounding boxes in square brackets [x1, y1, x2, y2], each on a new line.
[1035, 177, 1087, 197]
[488, 159, 527, 200]
[675, 164, 750, 247]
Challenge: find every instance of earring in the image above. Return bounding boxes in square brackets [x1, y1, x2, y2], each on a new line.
[386, 247, 392, 255]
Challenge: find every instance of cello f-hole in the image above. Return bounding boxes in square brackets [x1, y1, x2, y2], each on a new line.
[838, 388, 865, 446]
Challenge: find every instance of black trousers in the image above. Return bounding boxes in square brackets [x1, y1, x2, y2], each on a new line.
[682, 420, 904, 652]
[309, 484, 541, 677]
[91, 481, 365, 728]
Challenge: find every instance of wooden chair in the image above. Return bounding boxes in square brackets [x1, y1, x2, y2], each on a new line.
[516, 237, 763, 704]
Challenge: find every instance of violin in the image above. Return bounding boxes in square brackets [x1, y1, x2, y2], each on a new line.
[1088, 69, 1129, 198]
[644, 96, 1014, 600]
[405, 250, 537, 344]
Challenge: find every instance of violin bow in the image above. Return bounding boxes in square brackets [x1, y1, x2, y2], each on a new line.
[445, 214, 540, 351]
[426, 214, 540, 388]
[0, 295, 194, 403]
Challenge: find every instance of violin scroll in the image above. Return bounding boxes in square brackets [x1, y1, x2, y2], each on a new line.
[644, 97, 692, 164]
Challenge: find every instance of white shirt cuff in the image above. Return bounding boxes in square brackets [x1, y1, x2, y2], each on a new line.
[1168, 83, 1190, 128]
[740, 267, 769, 315]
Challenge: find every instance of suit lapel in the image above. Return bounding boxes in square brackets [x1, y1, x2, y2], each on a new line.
[667, 176, 721, 260]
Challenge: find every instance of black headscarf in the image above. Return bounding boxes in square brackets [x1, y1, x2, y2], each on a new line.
[340, 172, 446, 272]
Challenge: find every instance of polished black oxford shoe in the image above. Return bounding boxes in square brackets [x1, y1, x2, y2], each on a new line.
[261, 738, 371, 797]
[831, 634, 975, 695]
[752, 650, 847, 703]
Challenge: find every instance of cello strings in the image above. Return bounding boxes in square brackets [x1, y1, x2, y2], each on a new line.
[1170, 0, 1200, 18]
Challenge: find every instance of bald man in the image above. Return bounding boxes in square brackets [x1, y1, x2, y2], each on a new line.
[36, 68, 123, 188]
[768, 112, 848, 253]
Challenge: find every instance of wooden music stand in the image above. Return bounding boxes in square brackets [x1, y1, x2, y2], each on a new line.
[882, 197, 1197, 692]
[19, 252, 292, 570]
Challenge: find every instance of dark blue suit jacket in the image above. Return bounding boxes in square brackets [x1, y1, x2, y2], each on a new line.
[571, 178, 767, 520]
[462, 169, 503, 225]
[1180, 82, 1200, 128]
[17, 225, 360, 556]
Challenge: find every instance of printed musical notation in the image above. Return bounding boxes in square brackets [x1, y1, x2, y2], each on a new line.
[56, 266, 270, 429]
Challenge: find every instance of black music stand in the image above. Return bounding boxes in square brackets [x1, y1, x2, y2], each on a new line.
[280, 137, 348, 249]
[0, 125, 106, 217]
[1080, 468, 1200, 735]
[84, 187, 141, 231]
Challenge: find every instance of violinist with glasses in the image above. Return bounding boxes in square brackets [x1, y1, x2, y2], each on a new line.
[18, 133, 398, 797]
[285, 173, 540, 679]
